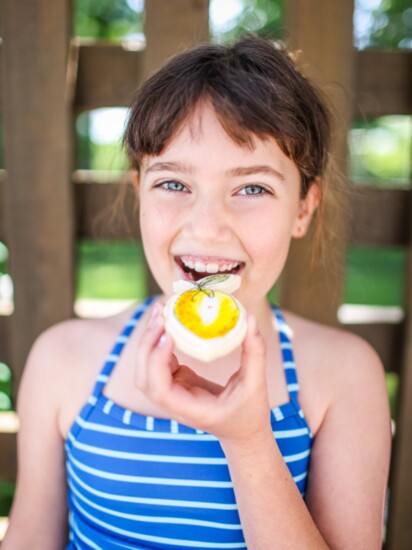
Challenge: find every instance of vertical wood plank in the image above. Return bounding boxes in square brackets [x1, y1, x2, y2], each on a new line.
[386, 189, 412, 549]
[0, 0, 74, 392]
[144, 0, 209, 77]
[282, 0, 354, 326]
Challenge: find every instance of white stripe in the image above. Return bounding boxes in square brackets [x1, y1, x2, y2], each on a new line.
[71, 497, 246, 548]
[67, 462, 238, 510]
[123, 410, 132, 425]
[88, 396, 97, 405]
[283, 361, 296, 369]
[171, 420, 179, 434]
[126, 319, 137, 327]
[272, 408, 284, 421]
[283, 449, 311, 463]
[273, 427, 309, 438]
[280, 342, 292, 350]
[70, 511, 103, 549]
[287, 383, 299, 392]
[116, 335, 129, 343]
[106, 354, 120, 362]
[103, 400, 114, 414]
[69, 481, 242, 530]
[68, 436, 227, 466]
[67, 433, 227, 465]
[73, 415, 217, 440]
[69, 455, 233, 488]
[97, 374, 109, 383]
[293, 471, 308, 483]
[146, 416, 154, 431]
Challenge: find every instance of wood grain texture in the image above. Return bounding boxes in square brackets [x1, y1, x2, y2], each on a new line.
[0, 0, 75, 390]
[282, 0, 354, 325]
[0, 433, 16, 483]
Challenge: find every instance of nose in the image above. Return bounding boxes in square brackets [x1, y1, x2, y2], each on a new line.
[183, 196, 233, 243]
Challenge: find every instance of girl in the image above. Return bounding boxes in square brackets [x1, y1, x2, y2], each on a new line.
[4, 36, 391, 549]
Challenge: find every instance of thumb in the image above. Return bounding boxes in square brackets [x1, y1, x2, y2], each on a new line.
[240, 314, 266, 382]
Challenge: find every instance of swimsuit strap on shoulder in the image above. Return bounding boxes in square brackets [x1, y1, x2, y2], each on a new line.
[90, 296, 156, 400]
[271, 304, 300, 403]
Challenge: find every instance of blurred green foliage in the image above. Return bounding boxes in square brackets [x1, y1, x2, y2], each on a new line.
[350, 116, 412, 185]
[355, 0, 412, 50]
[76, 241, 147, 300]
[75, 0, 143, 41]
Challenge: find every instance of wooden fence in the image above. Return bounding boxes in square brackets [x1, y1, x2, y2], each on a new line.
[0, 0, 411, 547]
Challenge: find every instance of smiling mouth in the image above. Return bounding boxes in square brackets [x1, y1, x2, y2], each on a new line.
[174, 256, 244, 282]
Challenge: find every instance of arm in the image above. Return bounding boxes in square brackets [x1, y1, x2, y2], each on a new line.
[136, 305, 391, 548]
[222, 336, 391, 549]
[2, 329, 69, 549]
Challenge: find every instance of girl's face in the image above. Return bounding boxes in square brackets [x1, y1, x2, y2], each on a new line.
[136, 103, 318, 311]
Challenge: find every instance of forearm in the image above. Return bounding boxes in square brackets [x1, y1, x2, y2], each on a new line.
[221, 430, 329, 550]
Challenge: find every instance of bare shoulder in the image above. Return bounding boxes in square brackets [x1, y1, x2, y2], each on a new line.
[20, 304, 143, 436]
[281, 309, 388, 434]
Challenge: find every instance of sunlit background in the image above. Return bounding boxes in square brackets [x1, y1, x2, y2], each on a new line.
[0, 0, 410, 528]
[0, 0, 410, 410]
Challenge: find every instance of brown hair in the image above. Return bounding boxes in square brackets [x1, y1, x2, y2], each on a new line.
[123, 34, 331, 199]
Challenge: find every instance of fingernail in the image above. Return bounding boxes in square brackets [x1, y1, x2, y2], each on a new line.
[158, 333, 168, 347]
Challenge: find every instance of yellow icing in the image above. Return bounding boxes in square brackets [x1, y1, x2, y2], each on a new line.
[174, 290, 239, 339]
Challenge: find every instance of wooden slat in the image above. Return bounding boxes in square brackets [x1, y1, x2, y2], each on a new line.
[75, 182, 140, 240]
[0, 433, 16, 483]
[350, 187, 410, 246]
[282, 0, 354, 325]
[74, 42, 146, 112]
[143, 0, 209, 77]
[0, 45, 411, 116]
[386, 193, 412, 549]
[0, 180, 5, 244]
[0, 0, 74, 391]
[355, 50, 412, 118]
[0, 316, 11, 367]
[345, 322, 403, 373]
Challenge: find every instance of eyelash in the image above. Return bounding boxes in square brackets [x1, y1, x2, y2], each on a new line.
[239, 183, 273, 198]
[155, 180, 273, 198]
[156, 181, 188, 193]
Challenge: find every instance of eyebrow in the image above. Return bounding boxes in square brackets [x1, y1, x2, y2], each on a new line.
[145, 161, 285, 182]
[145, 161, 194, 174]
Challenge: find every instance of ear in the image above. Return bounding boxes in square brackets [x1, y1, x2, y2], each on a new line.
[291, 180, 321, 239]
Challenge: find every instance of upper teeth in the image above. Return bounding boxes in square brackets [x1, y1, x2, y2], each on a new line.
[181, 258, 240, 274]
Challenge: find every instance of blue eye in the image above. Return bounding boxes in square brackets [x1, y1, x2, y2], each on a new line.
[158, 181, 188, 193]
[239, 185, 269, 196]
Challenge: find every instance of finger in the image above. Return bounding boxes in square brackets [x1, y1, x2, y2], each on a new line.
[173, 365, 224, 396]
[239, 314, 266, 383]
[135, 302, 165, 389]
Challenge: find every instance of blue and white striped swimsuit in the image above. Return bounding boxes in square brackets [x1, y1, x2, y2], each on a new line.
[65, 298, 314, 549]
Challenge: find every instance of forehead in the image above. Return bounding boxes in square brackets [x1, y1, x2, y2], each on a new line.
[141, 103, 297, 179]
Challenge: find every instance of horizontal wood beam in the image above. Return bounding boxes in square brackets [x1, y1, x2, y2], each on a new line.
[74, 181, 141, 240]
[0, 432, 16, 482]
[350, 187, 410, 246]
[0, 46, 410, 116]
[354, 50, 412, 118]
[73, 41, 146, 112]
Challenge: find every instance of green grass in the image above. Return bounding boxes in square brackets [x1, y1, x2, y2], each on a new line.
[344, 246, 406, 306]
[75, 240, 147, 300]
[0, 482, 15, 516]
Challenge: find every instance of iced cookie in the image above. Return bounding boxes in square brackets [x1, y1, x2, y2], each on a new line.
[164, 274, 247, 362]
